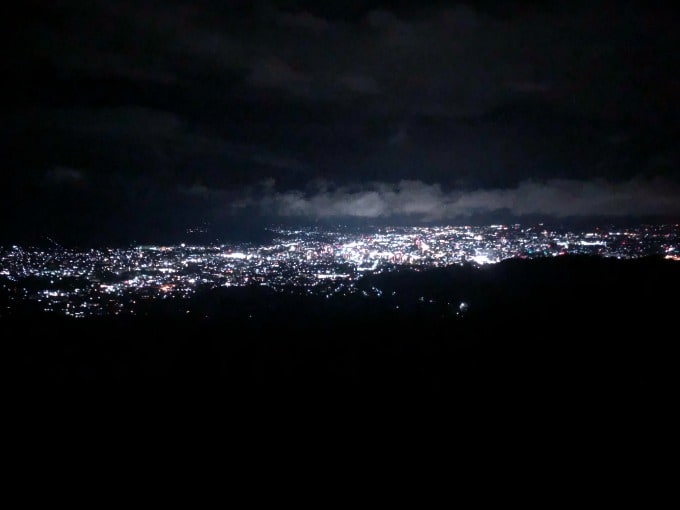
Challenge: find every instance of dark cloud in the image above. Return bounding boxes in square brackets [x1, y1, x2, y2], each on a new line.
[247, 57, 312, 94]
[44, 166, 86, 185]
[339, 73, 380, 94]
[3, 0, 678, 242]
[277, 10, 330, 34]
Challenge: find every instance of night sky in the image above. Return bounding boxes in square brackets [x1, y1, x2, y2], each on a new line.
[3, 0, 678, 244]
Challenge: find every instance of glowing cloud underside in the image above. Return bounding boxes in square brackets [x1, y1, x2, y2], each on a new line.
[235, 177, 680, 220]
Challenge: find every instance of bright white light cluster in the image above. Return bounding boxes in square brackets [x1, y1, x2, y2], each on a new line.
[0, 223, 677, 317]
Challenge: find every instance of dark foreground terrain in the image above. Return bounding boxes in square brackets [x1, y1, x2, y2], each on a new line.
[4, 255, 677, 485]
[3, 255, 677, 411]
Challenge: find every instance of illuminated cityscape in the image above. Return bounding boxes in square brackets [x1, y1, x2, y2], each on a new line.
[1, 223, 678, 318]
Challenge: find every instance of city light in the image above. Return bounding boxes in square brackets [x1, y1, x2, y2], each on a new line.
[1, 223, 677, 318]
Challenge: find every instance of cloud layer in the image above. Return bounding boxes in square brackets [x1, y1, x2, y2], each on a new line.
[238, 178, 680, 220]
[4, 1, 678, 243]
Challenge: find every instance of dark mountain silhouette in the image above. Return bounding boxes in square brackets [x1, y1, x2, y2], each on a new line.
[3, 255, 676, 408]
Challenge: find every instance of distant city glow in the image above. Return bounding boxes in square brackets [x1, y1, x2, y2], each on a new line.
[0, 223, 677, 318]
[470, 254, 496, 265]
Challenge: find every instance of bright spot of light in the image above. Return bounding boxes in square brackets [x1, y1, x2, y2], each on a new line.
[471, 254, 496, 265]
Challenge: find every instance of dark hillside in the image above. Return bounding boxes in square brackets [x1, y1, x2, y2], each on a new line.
[3, 256, 676, 412]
